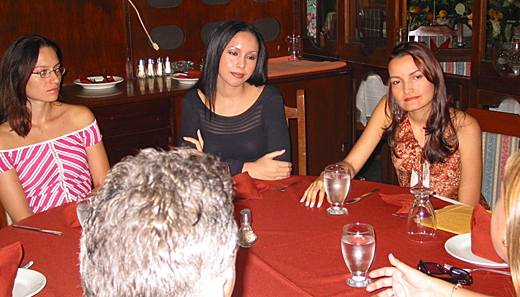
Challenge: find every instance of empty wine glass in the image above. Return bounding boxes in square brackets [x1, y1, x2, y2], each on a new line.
[324, 164, 351, 215]
[408, 160, 436, 242]
[341, 223, 376, 288]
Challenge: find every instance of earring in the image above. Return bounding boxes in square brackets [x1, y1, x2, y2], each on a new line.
[503, 236, 508, 248]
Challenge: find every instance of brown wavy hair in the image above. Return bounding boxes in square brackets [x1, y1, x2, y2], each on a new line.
[0, 35, 63, 137]
[382, 42, 457, 163]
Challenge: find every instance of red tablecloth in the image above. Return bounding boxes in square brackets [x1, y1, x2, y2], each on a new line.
[232, 176, 515, 297]
[0, 176, 514, 297]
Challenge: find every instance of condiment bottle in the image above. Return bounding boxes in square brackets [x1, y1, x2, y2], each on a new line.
[136, 59, 146, 78]
[146, 58, 156, 77]
[238, 209, 258, 248]
[156, 57, 164, 76]
[164, 56, 172, 75]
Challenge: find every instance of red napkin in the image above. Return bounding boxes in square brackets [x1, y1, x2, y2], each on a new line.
[380, 193, 415, 215]
[470, 204, 504, 263]
[233, 172, 267, 200]
[64, 201, 82, 230]
[0, 242, 23, 296]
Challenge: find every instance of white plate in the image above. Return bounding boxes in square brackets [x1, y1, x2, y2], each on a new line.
[171, 73, 198, 85]
[444, 233, 509, 268]
[74, 76, 124, 89]
[13, 269, 47, 297]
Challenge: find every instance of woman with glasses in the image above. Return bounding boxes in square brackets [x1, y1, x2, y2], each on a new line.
[0, 35, 109, 222]
[366, 149, 520, 297]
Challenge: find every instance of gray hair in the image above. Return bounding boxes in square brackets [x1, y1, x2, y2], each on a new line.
[80, 148, 238, 297]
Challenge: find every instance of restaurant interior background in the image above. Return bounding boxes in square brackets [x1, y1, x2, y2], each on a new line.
[1, 0, 519, 181]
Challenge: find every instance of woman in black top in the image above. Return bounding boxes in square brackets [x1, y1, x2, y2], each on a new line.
[179, 20, 291, 180]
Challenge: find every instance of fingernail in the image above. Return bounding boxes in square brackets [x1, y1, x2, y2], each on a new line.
[299, 198, 304, 202]
[310, 202, 314, 208]
[317, 202, 322, 208]
[305, 201, 309, 206]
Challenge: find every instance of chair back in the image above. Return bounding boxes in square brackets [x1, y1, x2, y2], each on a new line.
[285, 89, 307, 176]
[466, 108, 520, 209]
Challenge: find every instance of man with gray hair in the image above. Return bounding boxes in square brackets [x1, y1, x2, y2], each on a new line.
[79, 148, 238, 297]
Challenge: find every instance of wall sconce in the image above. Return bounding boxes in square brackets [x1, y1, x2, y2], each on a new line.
[127, 0, 160, 50]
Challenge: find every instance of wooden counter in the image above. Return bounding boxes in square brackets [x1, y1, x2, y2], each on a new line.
[61, 66, 352, 175]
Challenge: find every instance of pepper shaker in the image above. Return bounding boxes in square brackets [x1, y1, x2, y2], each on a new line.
[238, 208, 258, 248]
[146, 58, 156, 77]
[136, 59, 146, 78]
[164, 56, 172, 75]
[156, 57, 164, 76]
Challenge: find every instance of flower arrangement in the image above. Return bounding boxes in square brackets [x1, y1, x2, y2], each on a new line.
[487, 0, 520, 44]
[408, 0, 473, 31]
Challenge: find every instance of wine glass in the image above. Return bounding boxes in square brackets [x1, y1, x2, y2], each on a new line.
[408, 161, 436, 242]
[341, 223, 376, 288]
[324, 164, 351, 215]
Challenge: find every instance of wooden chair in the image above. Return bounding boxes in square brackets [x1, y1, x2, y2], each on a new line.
[466, 108, 520, 209]
[285, 89, 307, 176]
[408, 24, 471, 62]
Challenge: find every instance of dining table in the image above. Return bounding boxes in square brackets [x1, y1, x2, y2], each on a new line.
[0, 175, 514, 297]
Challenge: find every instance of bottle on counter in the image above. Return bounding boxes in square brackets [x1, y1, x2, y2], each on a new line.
[136, 59, 146, 78]
[164, 56, 172, 76]
[238, 208, 258, 248]
[156, 57, 164, 76]
[146, 58, 156, 77]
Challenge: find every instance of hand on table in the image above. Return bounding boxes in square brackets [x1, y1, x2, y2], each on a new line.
[366, 254, 451, 297]
[300, 172, 326, 208]
[183, 129, 204, 152]
[244, 150, 292, 180]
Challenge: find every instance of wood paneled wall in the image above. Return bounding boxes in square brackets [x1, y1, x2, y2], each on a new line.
[0, 0, 296, 85]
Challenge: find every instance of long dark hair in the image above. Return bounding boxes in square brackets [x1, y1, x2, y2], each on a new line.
[0, 34, 63, 137]
[383, 42, 457, 163]
[194, 19, 268, 113]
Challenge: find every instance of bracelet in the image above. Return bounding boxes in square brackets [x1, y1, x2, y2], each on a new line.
[449, 282, 463, 297]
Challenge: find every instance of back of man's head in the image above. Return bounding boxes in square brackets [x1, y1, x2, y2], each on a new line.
[80, 148, 238, 297]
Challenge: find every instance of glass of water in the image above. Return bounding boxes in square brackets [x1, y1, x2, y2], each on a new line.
[76, 196, 92, 227]
[324, 164, 351, 215]
[341, 223, 376, 288]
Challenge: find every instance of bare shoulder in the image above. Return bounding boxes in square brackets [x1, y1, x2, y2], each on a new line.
[451, 108, 481, 138]
[56, 103, 96, 130]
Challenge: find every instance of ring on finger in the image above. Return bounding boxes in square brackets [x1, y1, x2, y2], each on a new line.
[390, 289, 396, 296]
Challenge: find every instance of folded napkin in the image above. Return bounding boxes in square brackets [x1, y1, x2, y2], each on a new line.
[233, 172, 268, 200]
[380, 193, 415, 215]
[471, 204, 503, 263]
[64, 201, 82, 230]
[0, 242, 23, 297]
[435, 205, 474, 234]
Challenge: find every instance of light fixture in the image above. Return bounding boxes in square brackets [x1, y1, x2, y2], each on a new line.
[127, 0, 160, 50]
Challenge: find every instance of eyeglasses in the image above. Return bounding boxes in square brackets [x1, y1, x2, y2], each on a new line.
[417, 261, 473, 285]
[31, 67, 66, 78]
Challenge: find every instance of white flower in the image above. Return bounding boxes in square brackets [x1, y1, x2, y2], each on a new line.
[492, 22, 501, 38]
[455, 3, 466, 15]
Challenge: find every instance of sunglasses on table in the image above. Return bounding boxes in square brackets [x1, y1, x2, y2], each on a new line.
[417, 260, 473, 285]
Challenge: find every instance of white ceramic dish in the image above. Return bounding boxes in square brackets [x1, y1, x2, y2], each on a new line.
[74, 76, 124, 89]
[171, 73, 198, 85]
[444, 233, 509, 268]
[13, 269, 47, 297]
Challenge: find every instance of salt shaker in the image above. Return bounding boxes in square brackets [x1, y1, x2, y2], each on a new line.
[164, 56, 172, 75]
[238, 208, 258, 248]
[156, 57, 164, 76]
[146, 58, 156, 77]
[136, 59, 146, 78]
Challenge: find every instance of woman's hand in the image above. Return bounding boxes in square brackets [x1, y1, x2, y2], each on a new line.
[366, 254, 456, 297]
[183, 129, 204, 152]
[243, 150, 292, 180]
[300, 172, 326, 208]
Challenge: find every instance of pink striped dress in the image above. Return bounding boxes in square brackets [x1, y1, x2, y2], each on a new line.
[0, 121, 102, 214]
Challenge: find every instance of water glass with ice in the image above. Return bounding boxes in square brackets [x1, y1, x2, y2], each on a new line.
[76, 196, 92, 227]
[341, 223, 376, 288]
[324, 164, 351, 215]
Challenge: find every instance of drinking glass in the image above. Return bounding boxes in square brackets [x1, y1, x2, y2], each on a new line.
[408, 161, 436, 242]
[324, 164, 351, 215]
[341, 223, 376, 288]
[76, 196, 92, 227]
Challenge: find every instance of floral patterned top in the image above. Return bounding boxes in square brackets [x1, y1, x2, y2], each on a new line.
[392, 116, 461, 199]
